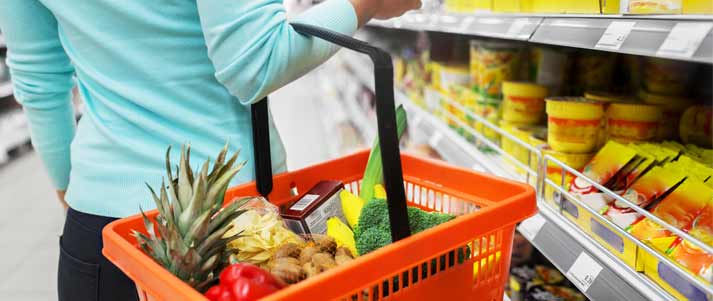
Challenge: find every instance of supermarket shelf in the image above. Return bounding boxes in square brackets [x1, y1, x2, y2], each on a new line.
[0, 81, 13, 98]
[368, 11, 713, 63]
[519, 206, 673, 301]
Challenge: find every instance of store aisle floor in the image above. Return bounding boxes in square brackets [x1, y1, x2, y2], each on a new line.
[0, 73, 329, 301]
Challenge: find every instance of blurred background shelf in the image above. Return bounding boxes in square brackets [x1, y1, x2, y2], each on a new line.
[368, 11, 713, 63]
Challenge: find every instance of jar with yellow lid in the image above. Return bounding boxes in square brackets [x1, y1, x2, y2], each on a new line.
[642, 57, 694, 96]
[639, 90, 695, 140]
[607, 102, 663, 143]
[546, 97, 604, 153]
[501, 121, 545, 176]
[502, 82, 548, 125]
[477, 41, 523, 99]
[585, 91, 635, 147]
[527, 130, 549, 187]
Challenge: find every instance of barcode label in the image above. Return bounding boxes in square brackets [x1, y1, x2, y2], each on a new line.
[290, 194, 320, 211]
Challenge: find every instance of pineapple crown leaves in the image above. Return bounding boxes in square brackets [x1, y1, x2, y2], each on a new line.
[132, 143, 253, 292]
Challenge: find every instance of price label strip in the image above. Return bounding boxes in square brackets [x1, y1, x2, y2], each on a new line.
[595, 21, 636, 50]
[518, 213, 546, 241]
[657, 22, 713, 58]
[505, 18, 530, 39]
[566, 252, 604, 292]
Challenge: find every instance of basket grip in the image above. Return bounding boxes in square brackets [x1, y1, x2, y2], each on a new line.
[292, 23, 411, 241]
[251, 22, 411, 242]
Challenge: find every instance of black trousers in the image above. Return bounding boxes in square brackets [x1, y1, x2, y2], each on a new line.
[58, 208, 139, 301]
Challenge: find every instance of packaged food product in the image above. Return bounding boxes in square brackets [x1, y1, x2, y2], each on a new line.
[607, 102, 663, 143]
[626, 0, 683, 13]
[639, 90, 694, 140]
[570, 141, 638, 197]
[642, 57, 694, 95]
[502, 122, 545, 175]
[628, 178, 712, 242]
[478, 41, 523, 99]
[679, 105, 713, 148]
[460, 88, 479, 142]
[683, 0, 713, 13]
[665, 155, 713, 183]
[226, 198, 306, 267]
[574, 51, 616, 94]
[281, 180, 347, 235]
[502, 82, 548, 125]
[608, 144, 657, 190]
[475, 96, 502, 142]
[585, 91, 634, 147]
[546, 97, 604, 153]
[602, 166, 687, 228]
[541, 145, 595, 202]
[529, 47, 571, 96]
[667, 205, 713, 283]
[470, 40, 481, 93]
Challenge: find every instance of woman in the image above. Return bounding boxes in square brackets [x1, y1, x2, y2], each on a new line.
[0, 0, 419, 300]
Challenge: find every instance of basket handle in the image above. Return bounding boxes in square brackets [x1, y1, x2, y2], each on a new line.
[250, 23, 411, 242]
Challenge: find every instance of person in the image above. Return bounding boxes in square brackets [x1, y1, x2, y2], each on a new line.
[0, 0, 420, 300]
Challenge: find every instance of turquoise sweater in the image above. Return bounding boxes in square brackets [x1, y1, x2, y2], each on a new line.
[0, 0, 357, 217]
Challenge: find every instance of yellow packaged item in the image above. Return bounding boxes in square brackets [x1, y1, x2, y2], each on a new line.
[569, 141, 638, 196]
[639, 90, 694, 140]
[493, 0, 534, 12]
[546, 97, 604, 153]
[607, 102, 663, 143]
[478, 41, 523, 99]
[683, 0, 713, 13]
[469, 40, 481, 93]
[642, 57, 695, 96]
[501, 122, 544, 176]
[530, 47, 571, 96]
[574, 51, 616, 94]
[502, 82, 548, 125]
[602, 166, 687, 229]
[679, 106, 713, 148]
[475, 96, 502, 142]
[541, 146, 595, 203]
[627, 0, 682, 14]
[585, 91, 634, 147]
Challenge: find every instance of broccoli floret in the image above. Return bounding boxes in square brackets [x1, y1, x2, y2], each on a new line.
[355, 199, 456, 255]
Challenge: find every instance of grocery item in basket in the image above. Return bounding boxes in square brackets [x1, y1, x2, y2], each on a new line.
[478, 41, 524, 99]
[529, 47, 571, 96]
[642, 57, 694, 96]
[502, 81, 548, 125]
[679, 105, 713, 148]
[266, 235, 355, 285]
[667, 205, 713, 283]
[133, 144, 252, 292]
[225, 198, 306, 267]
[354, 198, 456, 255]
[607, 102, 663, 143]
[628, 178, 712, 242]
[281, 180, 346, 235]
[326, 217, 358, 257]
[360, 104, 407, 202]
[602, 166, 687, 228]
[204, 263, 285, 301]
[574, 51, 616, 94]
[546, 97, 604, 153]
[340, 189, 364, 228]
[639, 90, 694, 140]
[570, 141, 638, 202]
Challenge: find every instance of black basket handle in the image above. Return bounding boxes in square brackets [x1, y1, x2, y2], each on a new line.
[251, 23, 411, 242]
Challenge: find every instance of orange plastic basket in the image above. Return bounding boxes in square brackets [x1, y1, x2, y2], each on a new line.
[103, 150, 535, 301]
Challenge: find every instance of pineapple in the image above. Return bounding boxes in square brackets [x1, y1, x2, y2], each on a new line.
[133, 144, 256, 292]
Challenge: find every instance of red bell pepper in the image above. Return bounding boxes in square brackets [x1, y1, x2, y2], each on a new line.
[204, 263, 284, 301]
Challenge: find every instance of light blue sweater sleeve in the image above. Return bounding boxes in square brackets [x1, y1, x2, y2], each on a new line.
[197, 0, 358, 105]
[0, 0, 76, 190]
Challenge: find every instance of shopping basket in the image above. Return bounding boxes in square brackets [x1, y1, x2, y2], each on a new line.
[103, 23, 536, 301]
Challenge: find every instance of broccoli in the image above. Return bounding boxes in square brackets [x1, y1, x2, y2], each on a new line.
[354, 199, 456, 255]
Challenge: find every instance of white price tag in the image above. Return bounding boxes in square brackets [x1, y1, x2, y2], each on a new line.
[657, 22, 713, 58]
[506, 18, 530, 39]
[518, 214, 546, 241]
[566, 252, 603, 292]
[595, 21, 636, 50]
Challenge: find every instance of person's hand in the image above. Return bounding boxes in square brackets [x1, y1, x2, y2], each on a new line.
[350, 0, 421, 27]
[56, 190, 69, 210]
